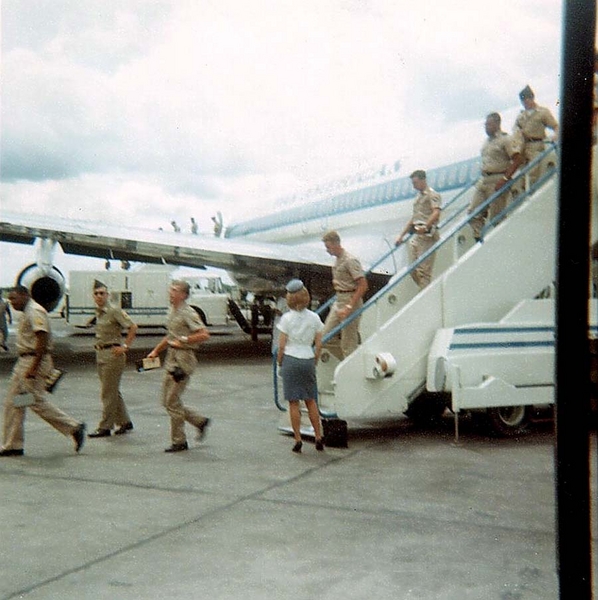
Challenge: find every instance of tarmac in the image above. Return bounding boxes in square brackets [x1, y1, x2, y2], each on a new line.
[0, 320, 596, 599]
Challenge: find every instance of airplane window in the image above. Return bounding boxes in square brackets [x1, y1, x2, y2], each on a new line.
[360, 190, 367, 208]
[362, 190, 370, 208]
[384, 182, 393, 200]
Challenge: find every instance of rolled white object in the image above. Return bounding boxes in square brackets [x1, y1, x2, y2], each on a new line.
[373, 353, 396, 378]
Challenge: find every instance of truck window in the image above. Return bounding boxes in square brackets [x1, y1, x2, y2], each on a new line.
[121, 291, 132, 309]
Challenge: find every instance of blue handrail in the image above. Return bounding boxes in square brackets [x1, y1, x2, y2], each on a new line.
[323, 144, 557, 343]
[273, 144, 557, 417]
[273, 176, 478, 413]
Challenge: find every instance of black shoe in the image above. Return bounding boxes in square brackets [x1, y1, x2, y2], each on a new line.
[292, 441, 302, 453]
[114, 422, 134, 435]
[315, 439, 324, 451]
[164, 442, 189, 453]
[195, 418, 211, 441]
[88, 428, 111, 438]
[0, 448, 24, 457]
[73, 423, 86, 452]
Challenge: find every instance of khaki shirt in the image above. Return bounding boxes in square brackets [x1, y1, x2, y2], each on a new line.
[514, 106, 558, 141]
[480, 131, 520, 173]
[412, 186, 442, 224]
[332, 250, 365, 293]
[16, 299, 52, 355]
[95, 304, 135, 346]
[164, 302, 206, 374]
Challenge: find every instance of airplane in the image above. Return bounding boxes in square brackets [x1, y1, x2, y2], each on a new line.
[0, 155, 481, 318]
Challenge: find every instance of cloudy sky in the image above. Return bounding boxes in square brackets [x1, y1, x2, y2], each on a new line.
[1, 0, 564, 285]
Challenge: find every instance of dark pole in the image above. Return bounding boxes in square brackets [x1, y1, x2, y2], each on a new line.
[555, 1, 595, 597]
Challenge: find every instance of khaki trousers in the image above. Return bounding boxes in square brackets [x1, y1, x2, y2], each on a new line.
[3, 355, 80, 450]
[408, 233, 439, 289]
[96, 349, 130, 429]
[468, 174, 511, 239]
[161, 372, 207, 445]
[322, 291, 362, 360]
[523, 142, 549, 186]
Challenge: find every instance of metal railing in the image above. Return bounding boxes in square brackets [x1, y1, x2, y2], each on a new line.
[273, 144, 557, 415]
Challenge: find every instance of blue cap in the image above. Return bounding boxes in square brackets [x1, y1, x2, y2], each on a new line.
[285, 279, 304, 293]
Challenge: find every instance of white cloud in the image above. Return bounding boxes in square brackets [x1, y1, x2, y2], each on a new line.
[1, 0, 564, 284]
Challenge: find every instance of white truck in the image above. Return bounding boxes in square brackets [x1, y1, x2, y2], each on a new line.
[66, 265, 231, 328]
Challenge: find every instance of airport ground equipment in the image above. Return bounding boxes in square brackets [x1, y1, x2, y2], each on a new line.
[427, 298, 598, 439]
[66, 265, 231, 327]
[278, 145, 594, 443]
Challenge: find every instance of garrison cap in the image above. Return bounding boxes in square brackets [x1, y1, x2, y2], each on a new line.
[93, 279, 107, 289]
[519, 85, 534, 100]
[285, 279, 304, 293]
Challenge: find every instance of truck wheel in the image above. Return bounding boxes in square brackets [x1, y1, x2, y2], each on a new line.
[486, 406, 530, 437]
[405, 392, 449, 427]
[191, 306, 208, 326]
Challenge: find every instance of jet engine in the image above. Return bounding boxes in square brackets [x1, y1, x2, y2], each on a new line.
[16, 263, 66, 313]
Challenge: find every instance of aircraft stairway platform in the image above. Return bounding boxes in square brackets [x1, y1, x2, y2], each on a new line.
[314, 147, 566, 428]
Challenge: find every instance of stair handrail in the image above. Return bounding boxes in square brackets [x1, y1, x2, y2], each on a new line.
[313, 145, 557, 417]
[323, 143, 558, 342]
[313, 177, 479, 319]
[274, 145, 555, 415]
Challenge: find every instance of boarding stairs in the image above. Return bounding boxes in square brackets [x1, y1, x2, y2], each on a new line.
[310, 145, 564, 427]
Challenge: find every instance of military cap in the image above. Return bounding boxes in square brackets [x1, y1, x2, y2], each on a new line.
[93, 279, 107, 289]
[519, 85, 535, 100]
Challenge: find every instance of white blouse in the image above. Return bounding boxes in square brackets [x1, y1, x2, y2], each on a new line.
[277, 309, 324, 359]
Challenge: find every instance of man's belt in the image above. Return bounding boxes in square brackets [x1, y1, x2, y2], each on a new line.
[94, 343, 121, 350]
[335, 289, 356, 294]
[482, 170, 505, 176]
[19, 352, 45, 357]
[524, 137, 544, 142]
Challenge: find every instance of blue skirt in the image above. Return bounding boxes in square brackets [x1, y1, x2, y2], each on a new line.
[280, 355, 317, 401]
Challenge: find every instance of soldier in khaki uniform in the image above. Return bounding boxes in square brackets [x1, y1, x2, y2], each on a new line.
[147, 280, 211, 453]
[0, 286, 86, 457]
[321, 231, 368, 360]
[395, 170, 442, 289]
[88, 280, 138, 438]
[468, 113, 523, 240]
[513, 85, 558, 184]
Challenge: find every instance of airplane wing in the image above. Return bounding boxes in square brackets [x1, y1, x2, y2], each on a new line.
[0, 210, 389, 299]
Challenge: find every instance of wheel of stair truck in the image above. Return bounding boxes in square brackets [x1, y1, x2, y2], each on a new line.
[486, 405, 530, 437]
[404, 392, 450, 428]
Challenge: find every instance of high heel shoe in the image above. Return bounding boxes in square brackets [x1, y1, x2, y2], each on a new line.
[315, 438, 324, 451]
[292, 441, 302, 453]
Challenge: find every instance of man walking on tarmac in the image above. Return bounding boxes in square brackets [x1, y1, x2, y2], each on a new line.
[0, 286, 86, 457]
[147, 280, 211, 453]
[88, 279, 138, 438]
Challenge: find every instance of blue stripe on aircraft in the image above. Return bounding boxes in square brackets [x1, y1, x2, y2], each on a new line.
[226, 156, 481, 238]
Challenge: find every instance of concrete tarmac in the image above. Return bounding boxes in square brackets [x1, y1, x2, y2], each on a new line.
[0, 322, 595, 599]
